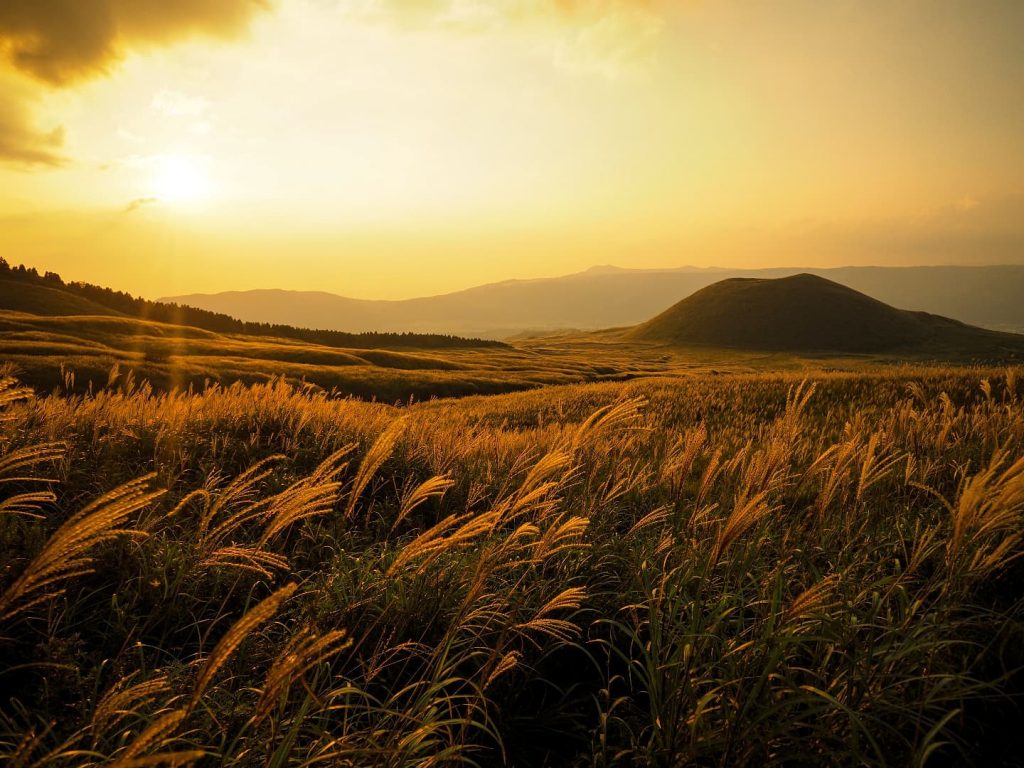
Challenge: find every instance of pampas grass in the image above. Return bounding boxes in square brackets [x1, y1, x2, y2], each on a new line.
[1, 367, 1023, 767]
[0, 475, 163, 622]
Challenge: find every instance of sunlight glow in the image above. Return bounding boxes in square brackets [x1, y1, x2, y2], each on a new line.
[1, 0, 1023, 299]
[151, 154, 213, 204]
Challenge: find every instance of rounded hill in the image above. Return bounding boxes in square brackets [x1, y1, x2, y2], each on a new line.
[627, 274, 953, 352]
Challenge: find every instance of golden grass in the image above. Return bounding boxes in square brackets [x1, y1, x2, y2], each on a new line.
[346, 418, 405, 519]
[941, 449, 1024, 580]
[0, 475, 163, 622]
[252, 625, 352, 727]
[1, 365, 1022, 766]
[190, 582, 298, 710]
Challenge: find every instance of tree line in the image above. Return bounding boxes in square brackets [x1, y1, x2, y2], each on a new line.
[0, 258, 505, 349]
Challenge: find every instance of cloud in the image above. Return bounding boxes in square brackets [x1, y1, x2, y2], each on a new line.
[342, 0, 668, 76]
[553, 5, 663, 78]
[0, 112, 64, 167]
[0, 0, 271, 86]
[151, 90, 209, 118]
[124, 196, 159, 213]
[116, 127, 145, 144]
[0, 76, 65, 167]
[345, 0, 665, 28]
[0, 1, 269, 169]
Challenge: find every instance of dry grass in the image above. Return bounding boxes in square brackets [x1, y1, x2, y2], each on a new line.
[0, 365, 1022, 766]
[0, 474, 163, 622]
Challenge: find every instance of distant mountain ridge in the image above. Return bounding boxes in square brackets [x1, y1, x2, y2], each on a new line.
[161, 265, 1024, 338]
[626, 273, 1021, 355]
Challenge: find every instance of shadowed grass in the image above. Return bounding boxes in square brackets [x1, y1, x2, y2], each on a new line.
[0, 367, 1022, 766]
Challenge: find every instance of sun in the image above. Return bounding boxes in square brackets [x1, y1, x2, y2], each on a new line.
[151, 154, 213, 203]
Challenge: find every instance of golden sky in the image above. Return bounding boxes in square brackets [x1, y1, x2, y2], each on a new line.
[2, 0, 1023, 299]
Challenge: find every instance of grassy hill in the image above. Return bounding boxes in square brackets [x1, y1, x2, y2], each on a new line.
[627, 273, 1024, 355]
[0, 259, 501, 350]
[0, 278, 122, 317]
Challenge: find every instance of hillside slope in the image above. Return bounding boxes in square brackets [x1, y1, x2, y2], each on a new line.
[0, 308, 646, 400]
[0, 279, 122, 317]
[0, 262, 500, 350]
[627, 274, 1024, 355]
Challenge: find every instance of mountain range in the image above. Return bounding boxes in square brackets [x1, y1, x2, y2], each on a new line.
[162, 265, 1024, 338]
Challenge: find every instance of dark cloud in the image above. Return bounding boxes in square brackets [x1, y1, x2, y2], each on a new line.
[0, 115, 64, 167]
[0, 78, 65, 166]
[0, 0, 270, 86]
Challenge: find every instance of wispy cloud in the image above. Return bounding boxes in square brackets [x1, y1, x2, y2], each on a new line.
[124, 196, 159, 213]
[341, 0, 668, 77]
[151, 90, 209, 118]
[552, 5, 663, 78]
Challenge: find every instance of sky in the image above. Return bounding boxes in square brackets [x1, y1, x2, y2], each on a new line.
[1, 0, 1023, 300]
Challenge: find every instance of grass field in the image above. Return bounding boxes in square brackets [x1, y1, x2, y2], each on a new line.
[1, 365, 1022, 766]
[4, 304, 1020, 407]
[0, 309, 641, 401]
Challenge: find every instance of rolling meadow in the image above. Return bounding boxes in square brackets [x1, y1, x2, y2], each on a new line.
[1, 365, 1022, 766]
